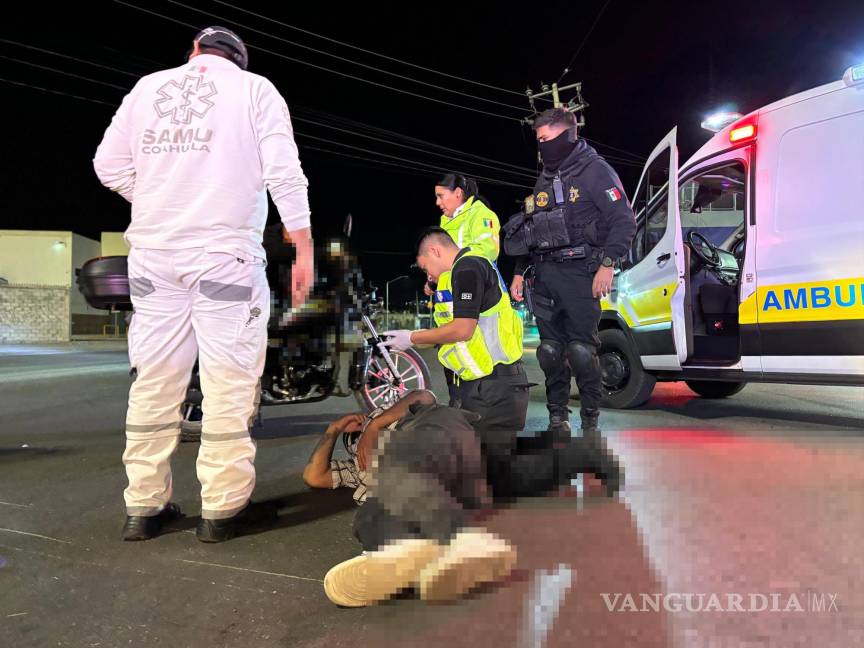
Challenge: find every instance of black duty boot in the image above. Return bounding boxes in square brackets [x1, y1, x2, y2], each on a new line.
[555, 436, 624, 497]
[122, 503, 184, 541]
[579, 408, 601, 443]
[544, 407, 572, 445]
[196, 502, 279, 543]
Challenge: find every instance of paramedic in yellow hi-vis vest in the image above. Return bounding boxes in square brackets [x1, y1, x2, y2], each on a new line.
[430, 173, 500, 404]
[380, 228, 623, 499]
[435, 173, 500, 261]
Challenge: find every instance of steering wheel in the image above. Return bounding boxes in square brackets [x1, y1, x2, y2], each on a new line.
[687, 231, 721, 267]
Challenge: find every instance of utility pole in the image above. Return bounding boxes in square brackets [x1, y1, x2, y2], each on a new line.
[523, 81, 589, 128]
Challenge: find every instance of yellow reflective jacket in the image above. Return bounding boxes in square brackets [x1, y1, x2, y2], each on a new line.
[439, 197, 500, 262]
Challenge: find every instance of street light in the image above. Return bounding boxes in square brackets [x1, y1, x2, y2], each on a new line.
[385, 275, 408, 330]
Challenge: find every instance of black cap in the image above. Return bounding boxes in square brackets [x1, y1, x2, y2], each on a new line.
[194, 26, 248, 70]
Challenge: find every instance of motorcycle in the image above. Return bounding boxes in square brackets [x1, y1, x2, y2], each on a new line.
[77, 216, 432, 442]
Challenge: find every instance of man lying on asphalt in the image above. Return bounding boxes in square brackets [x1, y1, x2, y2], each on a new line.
[302, 390, 619, 607]
[303, 390, 513, 606]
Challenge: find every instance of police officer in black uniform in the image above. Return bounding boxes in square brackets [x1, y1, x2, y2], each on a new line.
[505, 108, 636, 442]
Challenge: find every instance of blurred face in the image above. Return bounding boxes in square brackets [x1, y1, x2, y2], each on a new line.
[435, 185, 466, 218]
[415, 245, 451, 283]
[535, 122, 569, 143]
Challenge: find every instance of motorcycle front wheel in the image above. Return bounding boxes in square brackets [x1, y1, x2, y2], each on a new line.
[355, 347, 432, 411]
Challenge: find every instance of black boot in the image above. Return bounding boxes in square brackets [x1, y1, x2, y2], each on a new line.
[579, 408, 601, 443]
[196, 502, 278, 543]
[555, 436, 624, 497]
[122, 503, 183, 541]
[544, 406, 572, 445]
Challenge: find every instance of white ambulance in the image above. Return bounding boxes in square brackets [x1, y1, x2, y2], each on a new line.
[599, 63, 864, 408]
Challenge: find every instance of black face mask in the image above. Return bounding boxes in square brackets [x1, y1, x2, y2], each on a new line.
[538, 130, 577, 170]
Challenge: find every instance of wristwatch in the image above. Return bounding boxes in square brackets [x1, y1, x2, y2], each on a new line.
[601, 255, 615, 268]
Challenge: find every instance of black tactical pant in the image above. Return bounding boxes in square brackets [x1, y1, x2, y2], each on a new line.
[456, 362, 564, 499]
[531, 259, 603, 421]
[352, 406, 491, 551]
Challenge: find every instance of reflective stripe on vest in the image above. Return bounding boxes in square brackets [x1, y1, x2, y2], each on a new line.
[432, 250, 523, 381]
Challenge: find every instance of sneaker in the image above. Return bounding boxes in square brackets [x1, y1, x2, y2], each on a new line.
[324, 538, 443, 607]
[419, 528, 517, 602]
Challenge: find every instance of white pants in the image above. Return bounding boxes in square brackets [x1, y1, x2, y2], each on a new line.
[124, 247, 269, 520]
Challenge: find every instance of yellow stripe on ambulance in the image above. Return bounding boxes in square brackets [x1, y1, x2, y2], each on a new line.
[740, 278, 864, 325]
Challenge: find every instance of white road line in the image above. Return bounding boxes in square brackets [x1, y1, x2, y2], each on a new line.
[0, 528, 73, 544]
[0, 363, 130, 384]
[0, 543, 279, 595]
[518, 564, 575, 648]
[6, 613, 28, 618]
[179, 559, 323, 583]
[0, 501, 32, 509]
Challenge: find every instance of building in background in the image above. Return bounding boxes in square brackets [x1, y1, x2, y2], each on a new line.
[0, 230, 127, 343]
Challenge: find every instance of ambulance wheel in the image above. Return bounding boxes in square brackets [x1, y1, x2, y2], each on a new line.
[598, 328, 656, 409]
[685, 380, 746, 399]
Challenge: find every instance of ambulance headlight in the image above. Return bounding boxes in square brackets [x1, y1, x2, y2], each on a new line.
[843, 63, 864, 86]
[701, 111, 743, 133]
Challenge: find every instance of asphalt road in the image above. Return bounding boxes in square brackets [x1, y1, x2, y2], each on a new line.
[1, 341, 862, 648]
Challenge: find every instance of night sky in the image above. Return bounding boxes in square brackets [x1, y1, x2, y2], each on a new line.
[2, 0, 862, 304]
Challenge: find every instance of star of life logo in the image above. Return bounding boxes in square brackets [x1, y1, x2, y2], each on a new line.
[154, 75, 217, 125]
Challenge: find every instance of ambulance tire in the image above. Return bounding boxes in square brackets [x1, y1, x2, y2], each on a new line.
[685, 380, 747, 399]
[598, 328, 656, 409]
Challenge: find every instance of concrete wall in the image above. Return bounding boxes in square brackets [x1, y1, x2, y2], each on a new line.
[101, 232, 129, 257]
[0, 230, 72, 286]
[0, 284, 70, 343]
[0, 230, 110, 338]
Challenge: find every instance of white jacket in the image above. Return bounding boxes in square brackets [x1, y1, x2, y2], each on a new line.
[94, 54, 310, 259]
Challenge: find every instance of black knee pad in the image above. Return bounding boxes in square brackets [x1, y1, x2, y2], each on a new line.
[537, 340, 564, 374]
[566, 341, 599, 376]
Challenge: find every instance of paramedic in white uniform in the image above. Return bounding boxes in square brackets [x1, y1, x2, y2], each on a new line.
[93, 26, 313, 543]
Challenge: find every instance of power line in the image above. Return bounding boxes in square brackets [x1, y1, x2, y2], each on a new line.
[0, 38, 542, 176]
[299, 107, 647, 170]
[293, 106, 538, 173]
[557, 0, 613, 84]
[212, 0, 533, 100]
[165, 0, 528, 112]
[292, 115, 536, 180]
[301, 145, 455, 182]
[294, 131, 533, 189]
[0, 77, 117, 106]
[113, 1, 524, 123]
[0, 69, 533, 186]
[0, 38, 534, 174]
[0, 39, 141, 79]
[0, 38, 643, 173]
[581, 135, 646, 163]
[0, 55, 130, 91]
